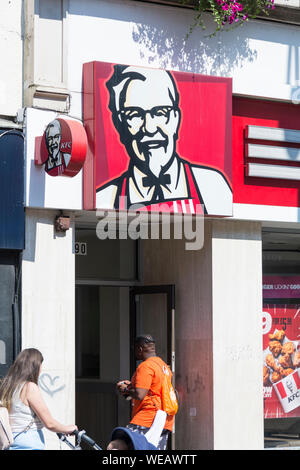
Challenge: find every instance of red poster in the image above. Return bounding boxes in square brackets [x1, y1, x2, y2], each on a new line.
[263, 300, 300, 418]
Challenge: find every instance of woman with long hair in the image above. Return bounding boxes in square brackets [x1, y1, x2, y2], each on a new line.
[0, 348, 77, 450]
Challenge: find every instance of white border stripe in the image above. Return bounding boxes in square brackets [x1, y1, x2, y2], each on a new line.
[189, 199, 195, 214]
[247, 125, 300, 144]
[247, 144, 300, 162]
[233, 203, 300, 223]
[248, 163, 300, 181]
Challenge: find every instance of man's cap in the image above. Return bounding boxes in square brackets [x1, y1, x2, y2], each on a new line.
[135, 334, 155, 345]
[110, 427, 157, 450]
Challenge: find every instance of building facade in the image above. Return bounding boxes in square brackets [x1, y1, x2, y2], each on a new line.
[1, 0, 300, 450]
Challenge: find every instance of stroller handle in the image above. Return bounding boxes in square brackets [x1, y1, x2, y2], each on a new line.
[57, 430, 102, 450]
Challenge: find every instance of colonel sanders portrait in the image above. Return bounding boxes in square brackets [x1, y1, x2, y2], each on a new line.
[45, 119, 71, 174]
[96, 65, 232, 215]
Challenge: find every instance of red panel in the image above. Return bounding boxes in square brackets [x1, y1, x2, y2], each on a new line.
[294, 371, 300, 390]
[83, 62, 96, 209]
[63, 119, 87, 177]
[275, 381, 287, 399]
[82, 61, 233, 214]
[233, 97, 300, 208]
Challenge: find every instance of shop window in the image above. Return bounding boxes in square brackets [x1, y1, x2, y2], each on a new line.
[262, 229, 300, 449]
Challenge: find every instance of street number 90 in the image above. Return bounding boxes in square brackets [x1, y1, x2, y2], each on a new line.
[75, 242, 87, 255]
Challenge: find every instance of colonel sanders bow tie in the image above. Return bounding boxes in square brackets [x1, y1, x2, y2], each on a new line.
[142, 173, 171, 202]
[142, 173, 171, 188]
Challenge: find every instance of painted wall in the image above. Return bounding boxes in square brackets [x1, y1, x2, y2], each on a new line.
[66, 0, 300, 120]
[212, 220, 263, 450]
[21, 208, 76, 450]
[0, 0, 23, 118]
[23, 0, 300, 224]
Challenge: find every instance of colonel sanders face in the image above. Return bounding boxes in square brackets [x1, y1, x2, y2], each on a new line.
[107, 67, 181, 178]
[45, 120, 61, 162]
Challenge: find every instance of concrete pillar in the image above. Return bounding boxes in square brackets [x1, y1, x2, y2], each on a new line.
[212, 220, 263, 450]
[142, 219, 263, 449]
[22, 208, 75, 450]
[142, 223, 214, 450]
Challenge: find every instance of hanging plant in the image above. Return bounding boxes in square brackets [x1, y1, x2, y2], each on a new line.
[183, 0, 275, 36]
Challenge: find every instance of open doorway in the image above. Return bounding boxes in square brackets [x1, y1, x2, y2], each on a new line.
[75, 229, 176, 448]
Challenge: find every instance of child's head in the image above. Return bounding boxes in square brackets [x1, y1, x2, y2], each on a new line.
[107, 439, 129, 450]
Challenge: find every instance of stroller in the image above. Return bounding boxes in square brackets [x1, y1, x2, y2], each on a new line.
[57, 409, 167, 450]
[57, 429, 102, 450]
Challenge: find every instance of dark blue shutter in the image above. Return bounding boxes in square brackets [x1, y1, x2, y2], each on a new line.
[0, 130, 25, 250]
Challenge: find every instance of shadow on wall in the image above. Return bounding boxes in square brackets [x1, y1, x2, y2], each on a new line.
[131, 13, 257, 76]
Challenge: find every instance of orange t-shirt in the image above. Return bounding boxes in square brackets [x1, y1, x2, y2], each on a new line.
[130, 356, 174, 432]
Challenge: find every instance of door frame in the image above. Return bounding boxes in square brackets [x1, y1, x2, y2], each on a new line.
[129, 284, 175, 377]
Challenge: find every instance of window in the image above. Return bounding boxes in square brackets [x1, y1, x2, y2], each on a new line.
[263, 229, 300, 449]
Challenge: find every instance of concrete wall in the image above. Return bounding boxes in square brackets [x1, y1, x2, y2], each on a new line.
[142, 220, 263, 450]
[22, 0, 300, 118]
[66, 0, 300, 120]
[23, 0, 300, 223]
[212, 220, 263, 450]
[0, 0, 23, 119]
[21, 208, 75, 450]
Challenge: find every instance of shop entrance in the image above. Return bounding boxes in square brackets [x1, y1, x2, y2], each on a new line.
[75, 229, 175, 448]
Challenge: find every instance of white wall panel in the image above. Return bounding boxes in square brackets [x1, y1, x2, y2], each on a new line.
[0, 0, 23, 116]
[22, 209, 76, 450]
[212, 220, 263, 450]
[66, 0, 300, 118]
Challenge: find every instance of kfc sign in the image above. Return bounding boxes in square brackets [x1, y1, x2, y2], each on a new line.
[83, 62, 233, 216]
[35, 118, 87, 177]
[274, 370, 300, 414]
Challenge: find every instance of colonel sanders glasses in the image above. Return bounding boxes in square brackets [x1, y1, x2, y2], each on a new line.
[118, 106, 177, 129]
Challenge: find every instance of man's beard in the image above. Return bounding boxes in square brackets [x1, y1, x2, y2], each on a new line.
[49, 145, 59, 161]
[146, 145, 173, 177]
[128, 135, 176, 178]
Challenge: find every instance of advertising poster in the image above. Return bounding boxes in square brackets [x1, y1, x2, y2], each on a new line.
[263, 276, 300, 418]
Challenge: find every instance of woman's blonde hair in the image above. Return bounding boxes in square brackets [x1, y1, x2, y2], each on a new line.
[0, 348, 43, 411]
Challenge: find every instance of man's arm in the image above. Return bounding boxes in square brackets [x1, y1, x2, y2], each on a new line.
[126, 384, 148, 401]
[117, 380, 148, 401]
[126, 361, 155, 401]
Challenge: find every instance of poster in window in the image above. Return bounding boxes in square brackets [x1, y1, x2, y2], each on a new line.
[263, 276, 300, 419]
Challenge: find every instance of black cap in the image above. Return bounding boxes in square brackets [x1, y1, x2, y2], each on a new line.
[135, 334, 155, 345]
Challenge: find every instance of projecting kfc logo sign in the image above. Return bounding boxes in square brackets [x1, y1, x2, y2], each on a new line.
[83, 62, 233, 216]
[35, 118, 87, 177]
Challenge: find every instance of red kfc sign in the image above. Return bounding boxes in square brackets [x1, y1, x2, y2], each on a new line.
[83, 62, 232, 216]
[35, 118, 87, 177]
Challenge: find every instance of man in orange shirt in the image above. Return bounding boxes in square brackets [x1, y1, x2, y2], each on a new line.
[117, 335, 174, 450]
